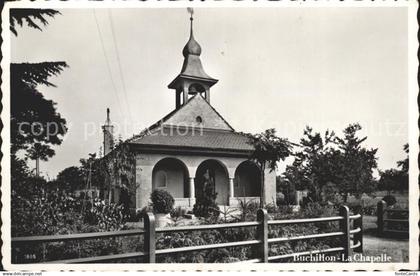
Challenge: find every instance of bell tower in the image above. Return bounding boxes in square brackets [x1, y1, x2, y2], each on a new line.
[168, 8, 218, 108]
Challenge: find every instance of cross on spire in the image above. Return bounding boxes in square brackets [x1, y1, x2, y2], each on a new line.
[187, 7, 194, 20]
[187, 8, 194, 36]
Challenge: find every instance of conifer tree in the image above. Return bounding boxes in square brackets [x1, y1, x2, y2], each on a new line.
[10, 9, 68, 175]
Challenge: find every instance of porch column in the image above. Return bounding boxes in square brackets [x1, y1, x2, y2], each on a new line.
[189, 177, 195, 206]
[229, 178, 234, 198]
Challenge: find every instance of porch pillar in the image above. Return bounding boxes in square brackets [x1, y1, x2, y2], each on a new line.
[229, 178, 234, 198]
[189, 177, 195, 205]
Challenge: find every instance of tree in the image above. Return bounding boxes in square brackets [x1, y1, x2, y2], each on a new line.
[246, 129, 293, 207]
[284, 124, 378, 203]
[283, 127, 338, 202]
[79, 153, 104, 190]
[334, 123, 378, 201]
[10, 9, 60, 36]
[26, 142, 55, 176]
[11, 62, 68, 170]
[10, 9, 68, 175]
[378, 169, 406, 194]
[378, 144, 409, 193]
[56, 166, 85, 192]
[397, 143, 409, 173]
[11, 153, 34, 196]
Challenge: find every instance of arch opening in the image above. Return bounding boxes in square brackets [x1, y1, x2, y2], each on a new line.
[152, 158, 189, 198]
[188, 83, 206, 94]
[195, 159, 229, 206]
[234, 161, 261, 197]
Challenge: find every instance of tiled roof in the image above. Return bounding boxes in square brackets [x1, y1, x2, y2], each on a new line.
[129, 127, 253, 152]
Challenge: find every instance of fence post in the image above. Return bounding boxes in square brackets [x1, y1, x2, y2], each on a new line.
[339, 205, 351, 261]
[257, 208, 268, 263]
[144, 212, 156, 263]
[12, 246, 19, 264]
[353, 213, 363, 253]
[377, 200, 386, 236]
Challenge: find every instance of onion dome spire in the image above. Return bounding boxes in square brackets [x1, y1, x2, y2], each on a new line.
[168, 8, 218, 107]
[183, 8, 202, 57]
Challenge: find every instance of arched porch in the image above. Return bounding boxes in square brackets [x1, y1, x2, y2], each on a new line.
[230, 161, 262, 206]
[152, 158, 193, 206]
[195, 159, 230, 206]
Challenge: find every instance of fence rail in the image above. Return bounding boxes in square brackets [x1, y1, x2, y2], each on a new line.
[12, 206, 363, 264]
[11, 229, 145, 244]
[377, 200, 409, 236]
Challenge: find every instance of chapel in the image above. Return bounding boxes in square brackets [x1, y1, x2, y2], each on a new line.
[101, 13, 276, 209]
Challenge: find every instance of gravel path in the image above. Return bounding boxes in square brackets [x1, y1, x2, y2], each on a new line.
[360, 215, 409, 263]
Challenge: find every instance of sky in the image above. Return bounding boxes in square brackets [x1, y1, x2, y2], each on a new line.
[11, 7, 408, 179]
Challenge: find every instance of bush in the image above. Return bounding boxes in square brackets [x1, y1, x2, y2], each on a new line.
[382, 195, 397, 206]
[276, 192, 286, 206]
[84, 198, 128, 230]
[154, 203, 342, 263]
[126, 208, 139, 222]
[236, 198, 259, 221]
[193, 178, 220, 220]
[12, 183, 133, 263]
[150, 189, 174, 214]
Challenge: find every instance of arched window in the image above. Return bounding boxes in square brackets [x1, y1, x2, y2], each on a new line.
[188, 83, 206, 94]
[155, 170, 167, 188]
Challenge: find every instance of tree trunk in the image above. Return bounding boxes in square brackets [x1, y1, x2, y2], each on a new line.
[35, 157, 40, 177]
[260, 164, 265, 208]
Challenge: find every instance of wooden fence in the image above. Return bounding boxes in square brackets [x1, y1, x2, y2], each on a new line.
[12, 206, 362, 264]
[377, 200, 409, 236]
